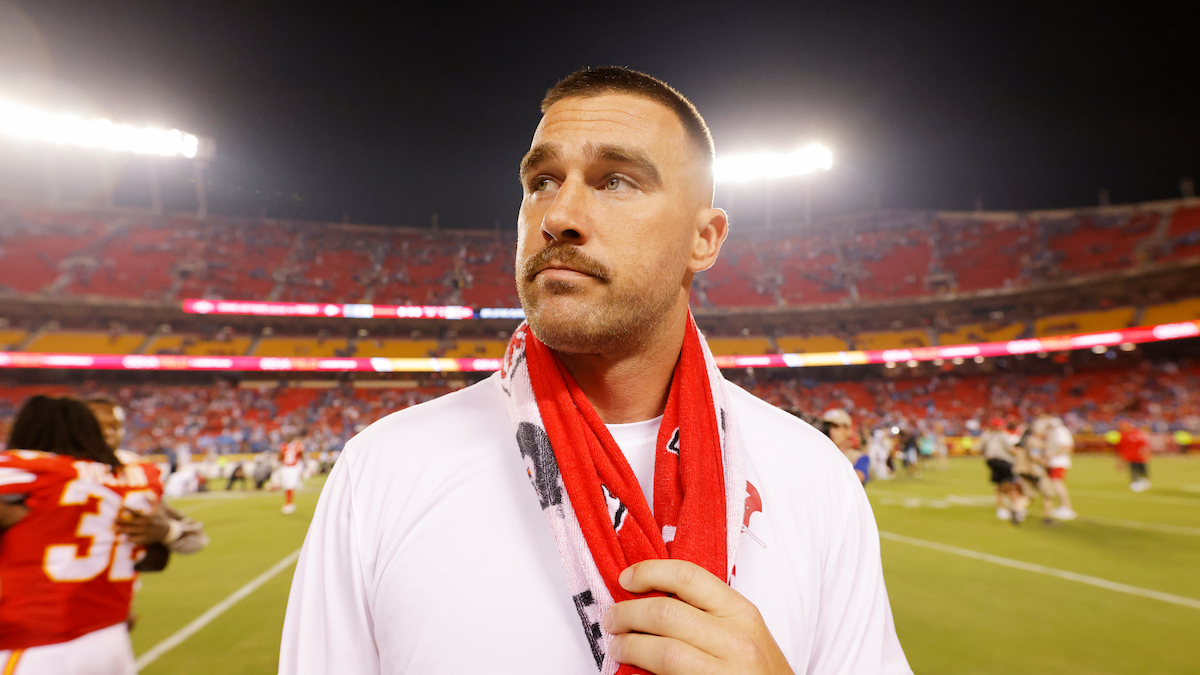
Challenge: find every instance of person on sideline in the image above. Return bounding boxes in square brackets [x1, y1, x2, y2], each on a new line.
[823, 409, 869, 485]
[280, 67, 910, 675]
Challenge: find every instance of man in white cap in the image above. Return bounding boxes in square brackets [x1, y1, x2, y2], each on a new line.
[823, 409, 869, 485]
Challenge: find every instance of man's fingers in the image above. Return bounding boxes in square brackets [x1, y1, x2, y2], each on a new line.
[619, 560, 743, 616]
[609, 632, 718, 675]
[604, 597, 732, 659]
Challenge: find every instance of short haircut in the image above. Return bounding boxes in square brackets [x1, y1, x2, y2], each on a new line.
[542, 67, 715, 169]
[9, 395, 122, 470]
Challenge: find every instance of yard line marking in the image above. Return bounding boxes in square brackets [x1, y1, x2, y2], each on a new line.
[927, 476, 1200, 506]
[1080, 515, 1200, 537]
[1070, 489, 1200, 506]
[870, 489, 1200, 536]
[879, 531, 1200, 611]
[135, 548, 302, 671]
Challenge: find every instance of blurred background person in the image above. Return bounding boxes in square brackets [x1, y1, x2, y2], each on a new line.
[823, 408, 869, 485]
[981, 417, 1022, 523]
[1037, 415, 1078, 521]
[1116, 420, 1152, 492]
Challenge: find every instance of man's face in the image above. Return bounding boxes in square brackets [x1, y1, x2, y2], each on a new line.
[88, 403, 125, 451]
[828, 423, 852, 451]
[516, 93, 714, 355]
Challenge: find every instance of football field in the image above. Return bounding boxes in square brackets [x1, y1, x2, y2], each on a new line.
[132, 455, 1200, 674]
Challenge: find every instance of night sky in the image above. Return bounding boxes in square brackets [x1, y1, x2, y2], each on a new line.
[2, 1, 1196, 229]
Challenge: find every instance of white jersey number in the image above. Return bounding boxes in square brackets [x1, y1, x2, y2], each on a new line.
[43, 480, 153, 583]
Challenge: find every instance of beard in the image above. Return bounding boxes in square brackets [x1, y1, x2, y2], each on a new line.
[517, 243, 681, 356]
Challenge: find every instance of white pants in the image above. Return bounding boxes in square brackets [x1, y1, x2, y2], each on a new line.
[0, 623, 135, 675]
[280, 465, 303, 490]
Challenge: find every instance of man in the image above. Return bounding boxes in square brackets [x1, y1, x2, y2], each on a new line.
[84, 398, 208, 555]
[278, 436, 305, 515]
[981, 417, 1021, 523]
[0, 396, 163, 675]
[822, 409, 868, 485]
[281, 67, 910, 674]
[1116, 420, 1151, 492]
[1037, 415, 1077, 520]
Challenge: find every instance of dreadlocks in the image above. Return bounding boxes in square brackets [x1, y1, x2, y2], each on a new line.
[8, 395, 123, 471]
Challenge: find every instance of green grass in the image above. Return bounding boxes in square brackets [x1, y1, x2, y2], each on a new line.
[130, 457, 1200, 674]
[874, 454, 1200, 675]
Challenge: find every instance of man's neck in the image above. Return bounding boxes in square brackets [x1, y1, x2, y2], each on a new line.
[555, 305, 687, 424]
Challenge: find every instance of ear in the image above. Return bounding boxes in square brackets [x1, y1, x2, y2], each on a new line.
[687, 207, 728, 273]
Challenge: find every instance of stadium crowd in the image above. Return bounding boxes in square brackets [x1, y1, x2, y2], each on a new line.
[2, 199, 1197, 310]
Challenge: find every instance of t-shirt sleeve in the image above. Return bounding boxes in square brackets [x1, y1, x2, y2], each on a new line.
[853, 455, 871, 483]
[279, 449, 380, 675]
[809, 459, 912, 674]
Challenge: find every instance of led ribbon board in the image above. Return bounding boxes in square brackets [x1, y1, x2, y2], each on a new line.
[183, 299, 479, 320]
[1, 321, 1196, 373]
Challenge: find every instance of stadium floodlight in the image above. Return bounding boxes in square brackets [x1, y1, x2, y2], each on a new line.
[0, 96, 200, 158]
[714, 144, 832, 183]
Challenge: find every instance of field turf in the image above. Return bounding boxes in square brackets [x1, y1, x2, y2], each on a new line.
[132, 455, 1200, 674]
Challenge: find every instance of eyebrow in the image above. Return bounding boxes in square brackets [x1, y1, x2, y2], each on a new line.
[518, 142, 662, 188]
[585, 143, 662, 187]
[520, 143, 560, 181]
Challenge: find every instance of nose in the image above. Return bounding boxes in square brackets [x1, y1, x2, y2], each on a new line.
[540, 176, 591, 245]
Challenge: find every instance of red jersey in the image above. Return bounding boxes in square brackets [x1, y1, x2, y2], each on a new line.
[0, 450, 163, 649]
[280, 441, 304, 467]
[1117, 428, 1150, 463]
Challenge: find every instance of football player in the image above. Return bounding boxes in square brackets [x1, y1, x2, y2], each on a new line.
[0, 396, 163, 675]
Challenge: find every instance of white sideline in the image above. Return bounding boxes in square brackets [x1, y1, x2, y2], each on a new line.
[135, 548, 302, 671]
[879, 531, 1200, 611]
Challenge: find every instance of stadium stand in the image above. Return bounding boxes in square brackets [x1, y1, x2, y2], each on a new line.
[3, 198, 1198, 310]
[253, 337, 352, 358]
[1033, 307, 1137, 338]
[705, 336, 775, 356]
[144, 334, 254, 356]
[0, 329, 27, 350]
[853, 329, 931, 351]
[775, 334, 850, 353]
[23, 330, 145, 354]
[1142, 297, 1200, 325]
[937, 321, 1026, 346]
[351, 339, 441, 358]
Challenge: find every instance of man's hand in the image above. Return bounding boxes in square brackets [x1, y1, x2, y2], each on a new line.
[603, 559, 793, 675]
[115, 500, 172, 546]
[0, 502, 29, 529]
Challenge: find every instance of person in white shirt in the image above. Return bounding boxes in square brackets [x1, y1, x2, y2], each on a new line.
[280, 66, 911, 675]
[1036, 415, 1077, 520]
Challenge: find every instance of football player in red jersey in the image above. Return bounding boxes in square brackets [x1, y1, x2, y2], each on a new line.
[0, 396, 163, 675]
[279, 437, 305, 515]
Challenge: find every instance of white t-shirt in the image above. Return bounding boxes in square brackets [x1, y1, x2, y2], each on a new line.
[280, 373, 911, 675]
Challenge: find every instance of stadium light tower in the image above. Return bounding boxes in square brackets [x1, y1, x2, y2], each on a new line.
[0, 95, 215, 217]
[714, 144, 832, 227]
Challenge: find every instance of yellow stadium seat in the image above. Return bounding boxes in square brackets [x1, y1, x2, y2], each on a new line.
[253, 337, 350, 358]
[25, 331, 144, 354]
[1142, 298, 1200, 325]
[442, 341, 508, 358]
[776, 335, 849, 353]
[144, 334, 252, 356]
[853, 329, 930, 351]
[938, 322, 1026, 346]
[704, 337, 773, 356]
[1034, 307, 1136, 337]
[352, 339, 440, 358]
[0, 330, 28, 350]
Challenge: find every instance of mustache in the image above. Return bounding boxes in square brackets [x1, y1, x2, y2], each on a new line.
[520, 243, 611, 282]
